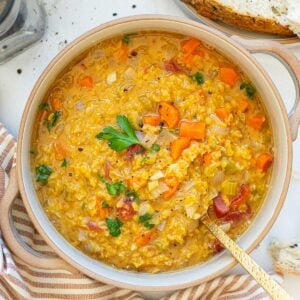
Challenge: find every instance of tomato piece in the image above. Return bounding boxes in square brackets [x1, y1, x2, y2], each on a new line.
[123, 144, 145, 161]
[213, 193, 229, 218]
[117, 200, 136, 221]
[211, 240, 224, 253]
[231, 184, 250, 206]
[164, 59, 184, 73]
[87, 221, 102, 231]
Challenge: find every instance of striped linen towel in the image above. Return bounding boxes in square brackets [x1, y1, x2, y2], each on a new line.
[0, 122, 277, 299]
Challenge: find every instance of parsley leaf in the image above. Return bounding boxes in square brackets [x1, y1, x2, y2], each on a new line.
[106, 218, 123, 237]
[122, 33, 137, 44]
[35, 165, 52, 184]
[102, 201, 109, 208]
[46, 111, 61, 132]
[106, 181, 126, 196]
[125, 189, 139, 203]
[39, 103, 50, 110]
[61, 158, 68, 168]
[191, 72, 205, 85]
[151, 143, 160, 152]
[240, 82, 255, 98]
[96, 115, 144, 152]
[139, 213, 154, 229]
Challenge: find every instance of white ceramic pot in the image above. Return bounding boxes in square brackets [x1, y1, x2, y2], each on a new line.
[1, 16, 300, 291]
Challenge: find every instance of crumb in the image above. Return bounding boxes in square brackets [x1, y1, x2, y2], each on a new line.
[17, 69, 22, 74]
[112, 13, 117, 16]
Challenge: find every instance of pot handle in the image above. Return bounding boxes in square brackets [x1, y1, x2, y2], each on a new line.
[232, 36, 300, 141]
[0, 167, 77, 272]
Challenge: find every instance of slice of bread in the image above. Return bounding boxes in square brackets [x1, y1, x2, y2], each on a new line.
[270, 240, 300, 275]
[182, 0, 297, 36]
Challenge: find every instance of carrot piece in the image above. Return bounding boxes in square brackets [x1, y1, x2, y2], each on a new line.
[219, 67, 239, 86]
[158, 102, 180, 129]
[179, 120, 206, 140]
[115, 43, 129, 62]
[163, 182, 180, 199]
[216, 108, 230, 121]
[181, 38, 201, 54]
[248, 116, 265, 130]
[50, 98, 63, 111]
[170, 137, 191, 160]
[202, 152, 212, 166]
[183, 53, 195, 66]
[143, 115, 161, 126]
[98, 207, 109, 219]
[79, 76, 93, 88]
[256, 153, 273, 172]
[135, 230, 155, 246]
[53, 141, 68, 161]
[238, 99, 250, 113]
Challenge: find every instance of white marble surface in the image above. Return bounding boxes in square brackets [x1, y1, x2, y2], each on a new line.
[0, 0, 300, 298]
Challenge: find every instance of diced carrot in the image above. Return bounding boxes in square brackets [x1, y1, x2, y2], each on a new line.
[196, 47, 206, 58]
[170, 137, 191, 160]
[179, 120, 206, 140]
[98, 207, 109, 219]
[158, 102, 180, 129]
[216, 108, 230, 121]
[53, 141, 68, 161]
[135, 230, 155, 246]
[143, 115, 161, 126]
[181, 38, 201, 54]
[202, 152, 212, 166]
[238, 99, 250, 113]
[219, 67, 239, 86]
[163, 182, 180, 199]
[248, 116, 265, 130]
[79, 76, 93, 88]
[183, 53, 195, 66]
[256, 153, 273, 172]
[115, 43, 129, 62]
[50, 98, 63, 111]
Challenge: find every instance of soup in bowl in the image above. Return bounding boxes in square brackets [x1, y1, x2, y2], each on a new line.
[31, 31, 273, 273]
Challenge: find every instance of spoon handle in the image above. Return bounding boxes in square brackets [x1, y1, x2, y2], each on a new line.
[201, 214, 293, 300]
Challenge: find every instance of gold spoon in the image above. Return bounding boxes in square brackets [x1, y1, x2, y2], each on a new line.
[201, 213, 293, 300]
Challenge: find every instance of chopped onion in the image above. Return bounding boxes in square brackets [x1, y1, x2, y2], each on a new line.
[150, 171, 164, 181]
[138, 202, 149, 215]
[92, 49, 104, 59]
[219, 222, 231, 233]
[212, 170, 225, 185]
[185, 205, 197, 218]
[251, 140, 264, 149]
[78, 230, 87, 241]
[141, 132, 158, 148]
[209, 188, 218, 200]
[210, 125, 229, 135]
[151, 182, 169, 198]
[156, 129, 177, 146]
[210, 113, 223, 124]
[182, 180, 195, 192]
[124, 67, 136, 80]
[75, 100, 85, 111]
[157, 220, 166, 232]
[107, 72, 117, 84]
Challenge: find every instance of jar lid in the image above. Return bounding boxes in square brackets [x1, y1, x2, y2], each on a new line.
[0, 0, 14, 24]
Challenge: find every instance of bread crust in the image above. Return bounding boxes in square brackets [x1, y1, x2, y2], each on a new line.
[182, 0, 295, 36]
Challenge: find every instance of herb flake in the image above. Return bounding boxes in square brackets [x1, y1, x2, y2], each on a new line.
[61, 158, 68, 168]
[139, 213, 154, 229]
[240, 82, 255, 98]
[35, 165, 52, 184]
[46, 111, 61, 132]
[106, 218, 123, 237]
[191, 72, 205, 85]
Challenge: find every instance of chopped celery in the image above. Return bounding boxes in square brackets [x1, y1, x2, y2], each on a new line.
[222, 180, 238, 196]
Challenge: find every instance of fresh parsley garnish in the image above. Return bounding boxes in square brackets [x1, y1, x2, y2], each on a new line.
[39, 103, 50, 110]
[125, 189, 139, 203]
[122, 33, 136, 44]
[35, 165, 52, 184]
[98, 176, 126, 196]
[151, 143, 160, 152]
[191, 72, 205, 85]
[102, 201, 109, 208]
[106, 218, 123, 237]
[139, 213, 154, 229]
[46, 111, 61, 132]
[81, 202, 86, 210]
[61, 158, 68, 168]
[96, 115, 144, 152]
[240, 82, 255, 98]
